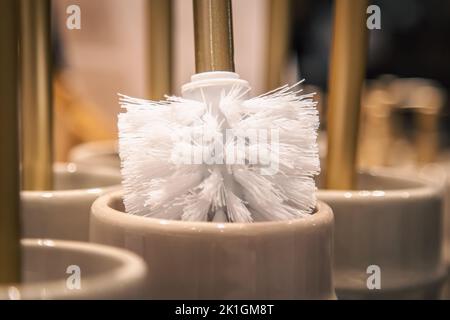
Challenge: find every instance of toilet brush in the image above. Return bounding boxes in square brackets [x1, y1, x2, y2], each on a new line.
[118, 0, 320, 222]
[0, 0, 21, 284]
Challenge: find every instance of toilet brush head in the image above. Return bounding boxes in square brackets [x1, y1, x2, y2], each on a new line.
[119, 0, 319, 223]
[118, 79, 320, 222]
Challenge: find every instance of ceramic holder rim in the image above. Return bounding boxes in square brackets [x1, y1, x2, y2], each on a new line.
[0, 239, 147, 299]
[22, 162, 121, 197]
[91, 190, 334, 236]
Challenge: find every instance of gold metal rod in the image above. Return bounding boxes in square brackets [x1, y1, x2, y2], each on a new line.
[326, 0, 368, 190]
[0, 0, 21, 284]
[20, 0, 53, 191]
[147, 0, 173, 100]
[265, 0, 291, 91]
[193, 0, 235, 73]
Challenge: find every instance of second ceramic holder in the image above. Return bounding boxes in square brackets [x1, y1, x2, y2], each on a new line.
[22, 163, 121, 241]
[318, 169, 446, 299]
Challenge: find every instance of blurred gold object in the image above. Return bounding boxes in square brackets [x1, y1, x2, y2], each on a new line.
[265, 0, 291, 91]
[147, 0, 173, 99]
[53, 74, 114, 161]
[385, 78, 445, 166]
[0, 0, 21, 284]
[20, 0, 53, 190]
[358, 88, 394, 169]
[193, 0, 235, 73]
[412, 84, 444, 165]
[326, 0, 368, 190]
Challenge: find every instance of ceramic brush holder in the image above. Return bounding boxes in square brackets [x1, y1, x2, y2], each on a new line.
[90, 190, 335, 299]
[0, 239, 147, 299]
[317, 170, 446, 299]
[21, 163, 121, 242]
[439, 162, 450, 299]
[409, 161, 450, 299]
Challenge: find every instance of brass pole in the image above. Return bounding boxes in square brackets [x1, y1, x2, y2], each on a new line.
[326, 0, 368, 190]
[0, 0, 21, 284]
[20, 0, 53, 191]
[265, 0, 291, 91]
[193, 0, 235, 73]
[147, 0, 173, 100]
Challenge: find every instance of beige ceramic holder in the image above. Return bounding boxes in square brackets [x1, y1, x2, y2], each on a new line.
[90, 190, 335, 299]
[0, 239, 147, 299]
[317, 169, 446, 299]
[69, 140, 120, 172]
[438, 161, 450, 299]
[22, 163, 121, 241]
[397, 161, 450, 299]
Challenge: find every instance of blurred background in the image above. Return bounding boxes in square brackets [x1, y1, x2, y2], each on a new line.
[52, 0, 450, 169]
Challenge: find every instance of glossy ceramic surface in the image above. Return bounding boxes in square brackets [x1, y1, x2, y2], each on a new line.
[21, 163, 121, 241]
[417, 162, 450, 299]
[90, 191, 335, 299]
[0, 239, 147, 299]
[69, 140, 120, 171]
[317, 170, 446, 299]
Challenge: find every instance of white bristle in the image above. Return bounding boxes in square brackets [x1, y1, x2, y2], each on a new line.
[118, 82, 320, 222]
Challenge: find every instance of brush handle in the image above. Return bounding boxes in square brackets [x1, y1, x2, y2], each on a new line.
[20, 0, 53, 191]
[193, 0, 235, 73]
[0, 0, 21, 284]
[326, 0, 368, 190]
[147, 0, 173, 100]
[265, 0, 291, 91]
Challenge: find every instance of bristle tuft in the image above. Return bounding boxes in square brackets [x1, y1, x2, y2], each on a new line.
[118, 82, 320, 222]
